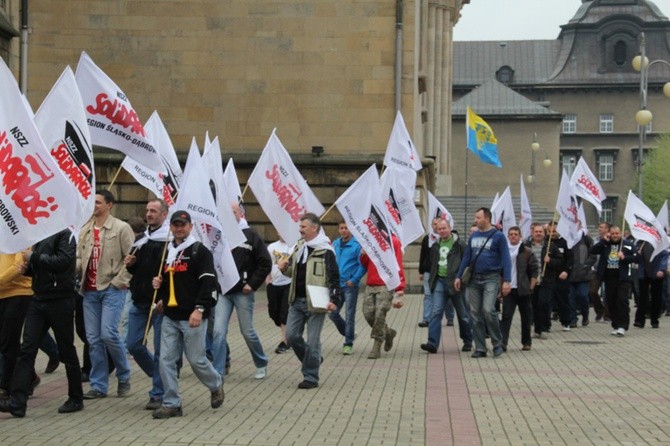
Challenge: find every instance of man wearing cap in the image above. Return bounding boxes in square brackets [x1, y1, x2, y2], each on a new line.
[150, 210, 223, 419]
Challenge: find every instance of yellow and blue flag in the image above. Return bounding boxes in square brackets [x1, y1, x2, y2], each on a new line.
[466, 107, 502, 168]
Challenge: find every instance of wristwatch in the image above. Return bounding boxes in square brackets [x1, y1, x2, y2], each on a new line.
[195, 305, 205, 313]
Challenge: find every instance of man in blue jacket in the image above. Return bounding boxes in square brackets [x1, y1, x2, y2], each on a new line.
[329, 220, 366, 355]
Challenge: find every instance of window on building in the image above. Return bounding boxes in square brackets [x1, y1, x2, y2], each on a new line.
[638, 122, 652, 133]
[614, 40, 627, 66]
[598, 154, 614, 181]
[601, 198, 617, 225]
[496, 65, 514, 84]
[561, 154, 578, 177]
[562, 114, 577, 134]
[600, 114, 614, 133]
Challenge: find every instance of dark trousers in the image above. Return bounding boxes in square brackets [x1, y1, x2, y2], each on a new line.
[533, 287, 552, 334]
[636, 277, 664, 327]
[603, 276, 631, 331]
[554, 280, 571, 326]
[0, 295, 31, 391]
[500, 289, 532, 347]
[9, 297, 83, 409]
[266, 283, 290, 327]
[589, 276, 608, 319]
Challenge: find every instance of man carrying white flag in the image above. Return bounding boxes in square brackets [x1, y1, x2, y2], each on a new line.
[491, 186, 516, 235]
[383, 111, 422, 171]
[624, 190, 670, 261]
[0, 59, 78, 253]
[75, 52, 164, 171]
[519, 175, 532, 240]
[426, 191, 455, 247]
[247, 129, 324, 246]
[380, 166, 424, 249]
[556, 170, 583, 249]
[570, 157, 606, 214]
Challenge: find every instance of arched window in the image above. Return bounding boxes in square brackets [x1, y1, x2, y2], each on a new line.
[496, 65, 514, 84]
[614, 40, 627, 66]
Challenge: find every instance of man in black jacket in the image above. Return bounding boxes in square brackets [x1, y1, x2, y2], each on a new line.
[124, 199, 170, 410]
[150, 210, 223, 419]
[0, 229, 84, 417]
[211, 203, 271, 381]
[568, 233, 596, 327]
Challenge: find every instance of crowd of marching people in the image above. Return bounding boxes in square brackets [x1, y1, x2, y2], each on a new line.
[2, 196, 669, 420]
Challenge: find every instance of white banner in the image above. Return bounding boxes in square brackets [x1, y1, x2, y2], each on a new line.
[0, 60, 78, 253]
[656, 200, 670, 244]
[491, 186, 516, 235]
[335, 165, 400, 290]
[75, 52, 164, 171]
[34, 66, 95, 232]
[223, 158, 244, 210]
[624, 190, 669, 261]
[144, 111, 182, 204]
[519, 175, 532, 239]
[247, 129, 324, 246]
[380, 167, 424, 249]
[383, 111, 422, 171]
[570, 157, 605, 214]
[426, 191, 455, 247]
[555, 170, 583, 249]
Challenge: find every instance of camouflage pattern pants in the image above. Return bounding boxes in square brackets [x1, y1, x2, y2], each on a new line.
[363, 286, 392, 342]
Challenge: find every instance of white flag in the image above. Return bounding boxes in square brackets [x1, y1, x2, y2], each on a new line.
[383, 111, 422, 171]
[247, 129, 325, 246]
[335, 165, 400, 290]
[202, 136, 246, 249]
[519, 175, 532, 239]
[656, 200, 670, 244]
[75, 52, 164, 171]
[426, 191, 455, 247]
[624, 190, 670, 261]
[223, 158, 244, 211]
[578, 202, 588, 237]
[145, 111, 182, 204]
[0, 59, 79, 253]
[380, 167, 424, 249]
[34, 66, 94, 232]
[491, 186, 516, 235]
[555, 170, 583, 249]
[174, 139, 240, 294]
[570, 157, 606, 214]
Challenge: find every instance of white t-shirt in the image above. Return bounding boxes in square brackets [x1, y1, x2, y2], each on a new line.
[267, 240, 294, 286]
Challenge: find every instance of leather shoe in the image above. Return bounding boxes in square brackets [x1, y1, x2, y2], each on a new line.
[298, 380, 318, 389]
[58, 399, 83, 414]
[493, 346, 504, 357]
[418, 321, 428, 328]
[0, 399, 26, 418]
[461, 344, 472, 352]
[420, 343, 437, 354]
[471, 351, 487, 358]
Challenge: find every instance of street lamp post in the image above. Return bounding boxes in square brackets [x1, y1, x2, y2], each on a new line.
[527, 133, 552, 206]
[632, 32, 670, 198]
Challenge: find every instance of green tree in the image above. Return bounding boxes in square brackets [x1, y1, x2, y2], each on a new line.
[635, 133, 670, 213]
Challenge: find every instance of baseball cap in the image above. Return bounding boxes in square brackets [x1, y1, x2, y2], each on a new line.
[170, 210, 192, 224]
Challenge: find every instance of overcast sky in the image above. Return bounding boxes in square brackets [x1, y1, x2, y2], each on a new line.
[454, 0, 670, 41]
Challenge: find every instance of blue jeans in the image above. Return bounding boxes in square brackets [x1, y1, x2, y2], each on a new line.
[211, 291, 268, 379]
[422, 273, 432, 322]
[286, 297, 325, 384]
[428, 278, 472, 348]
[83, 287, 131, 393]
[125, 303, 163, 400]
[569, 281, 590, 324]
[466, 273, 502, 352]
[118, 291, 133, 343]
[159, 316, 221, 409]
[328, 285, 359, 346]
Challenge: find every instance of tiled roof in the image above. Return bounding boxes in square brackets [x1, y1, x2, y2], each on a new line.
[452, 79, 561, 116]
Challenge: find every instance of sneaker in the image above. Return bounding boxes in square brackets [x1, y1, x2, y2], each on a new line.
[471, 351, 487, 358]
[83, 389, 107, 400]
[384, 328, 397, 352]
[522, 345, 531, 351]
[254, 367, 267, 380]
[616, 328, 626, 337]
[298, 380, 318, 389]
[493, 346, 504, 357]
[145, 398, 163, 410]
[45, 357, 60, 374]
[562, 325, 571, 332]
[210, 384, 224, 408]
[117, 380, 131, 397]
[610, 329, 619, 336]
[540, 333, 548, 340]
[420, 343, 437, 354]
[342, 345, 353, 355]
[0, 399, 26, 418]
[569, 323, 577, 329]
[275, 342, 288, 354]
[446, 320, 454, 326]
[152, 406, 182, 419]
[58, 399, 83, 414]
[418, 321, 428, 328]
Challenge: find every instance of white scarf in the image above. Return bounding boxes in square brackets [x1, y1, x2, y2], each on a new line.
[166, 234, 198, 266]
[507, 241, 521, 289]
[296, 232, 334, 264]
[133, 221, 171, 249]
[238, 218, 250, 230]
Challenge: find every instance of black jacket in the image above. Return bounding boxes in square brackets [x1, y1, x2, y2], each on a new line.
[418, 235, 431, 274]
[525, 238, 563, 287]
[226, 227, 272, 295]
[513, 244, 540, 296]
[127, 238, 167, 307]
[427, 234, 465, 295]
[26, 229, 77, 301]
[591, 238, 639, 282]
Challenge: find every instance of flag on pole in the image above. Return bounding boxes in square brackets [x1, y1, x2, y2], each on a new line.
[491, 186, 516, 235]
[383, 111, 422, 171]
[426, 191, 455, 247]
[624, 190, 670, 261]
[335, 165, 401, 290]
[570, 157, 606, 214]
[247, 129, 324, 246]
[466, 106, 502, 168]
[656, 200, 670, 244]
[75, 52, 164, 171]
[174, 139, 240, 294]
[519, 175, 532, 239]
[34, 66, 95, 233]
[379, 167, 424, 249]
[223, 158, 244, 212]
[0, 59, 79, 253]
[555, 170, 583, 249]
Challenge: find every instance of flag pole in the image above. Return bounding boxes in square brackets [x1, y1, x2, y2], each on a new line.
[320, 202, 337, 221]
[619, 212, 627, 252]
[143, 238, 170, 345]
[464, 144, 469, 234]
[107, 164, 123, 190]
[540, 211, 558, 282]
